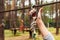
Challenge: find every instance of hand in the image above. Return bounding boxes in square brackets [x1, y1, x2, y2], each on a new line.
[37, 7, 43, 19]
[36, 7, 43, 24]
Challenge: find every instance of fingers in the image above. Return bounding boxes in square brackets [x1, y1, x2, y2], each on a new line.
[40, 7, 43, 13]
[36, 7, 43, 24]
[37, 7, 43, 19]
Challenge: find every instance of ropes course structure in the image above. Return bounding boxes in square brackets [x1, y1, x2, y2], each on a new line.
[0, 0, 60, 40]
[0, 1, 60, 35]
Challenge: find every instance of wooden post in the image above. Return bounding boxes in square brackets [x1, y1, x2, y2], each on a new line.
[35, 0, 41, 35]
[35, 0, 40, 5]
[11, 0, 17, 36]
[29, 0, 31, 22]
[56, 1, 59, 35]
[11, 0, 16, 28]
[21, 0, 25, 33]
[0, 0, 4, 40]
[21, 0, 25, 20]
[28, 0, 32, 38]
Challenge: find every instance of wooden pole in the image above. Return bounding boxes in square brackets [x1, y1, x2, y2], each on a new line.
[21, 0, 25, 33]
[0, 0, 4, 40]
[56, 1, 59, 35]
[0, 1, 60, 13]
[56, 4, 59, 35]
[11, 0, 16, 28]
[21, 0, 25, 18]
[35, 0, 41, 35]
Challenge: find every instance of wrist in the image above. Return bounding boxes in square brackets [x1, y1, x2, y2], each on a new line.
[36, 19, 43, 25]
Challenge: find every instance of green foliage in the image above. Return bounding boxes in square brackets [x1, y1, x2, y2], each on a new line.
[24, 15, 30, 26]
[42, 5, 53, 26]
[16, 19, 20, 27]
[43, 5, 51, 13]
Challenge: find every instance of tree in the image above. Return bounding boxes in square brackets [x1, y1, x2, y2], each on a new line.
[0, 0, 4, 40]
[42, 1, 53, 27]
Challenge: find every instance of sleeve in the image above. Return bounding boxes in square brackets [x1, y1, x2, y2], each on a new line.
[43, 32, 55, 40]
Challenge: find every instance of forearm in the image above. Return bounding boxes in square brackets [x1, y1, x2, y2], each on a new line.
[37, 19, 49, 38]
[37, 19, 54, 40]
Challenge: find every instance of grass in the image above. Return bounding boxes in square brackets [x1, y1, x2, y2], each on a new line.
[5, 27, 60, 40]
[4, 30, 21, 37]
[48, 27, 60, 40]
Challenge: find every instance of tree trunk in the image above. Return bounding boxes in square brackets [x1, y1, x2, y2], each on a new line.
[11, 0, 17, 28]
[0, 0, 4, 40]
[35, 0, 41, 35]
[21, 0, 25, 33]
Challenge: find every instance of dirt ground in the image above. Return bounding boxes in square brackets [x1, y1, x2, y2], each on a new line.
[5, 35, 30, 40]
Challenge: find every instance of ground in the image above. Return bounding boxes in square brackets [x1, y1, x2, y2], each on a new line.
[5, 27, 60, 40]
[5, 35, 29, 40]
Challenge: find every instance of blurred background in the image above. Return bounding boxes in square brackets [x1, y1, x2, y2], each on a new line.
[0, 0, 60, 40]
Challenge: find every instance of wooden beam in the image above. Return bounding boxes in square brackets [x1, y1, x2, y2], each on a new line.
[0, 1, 60, 13]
